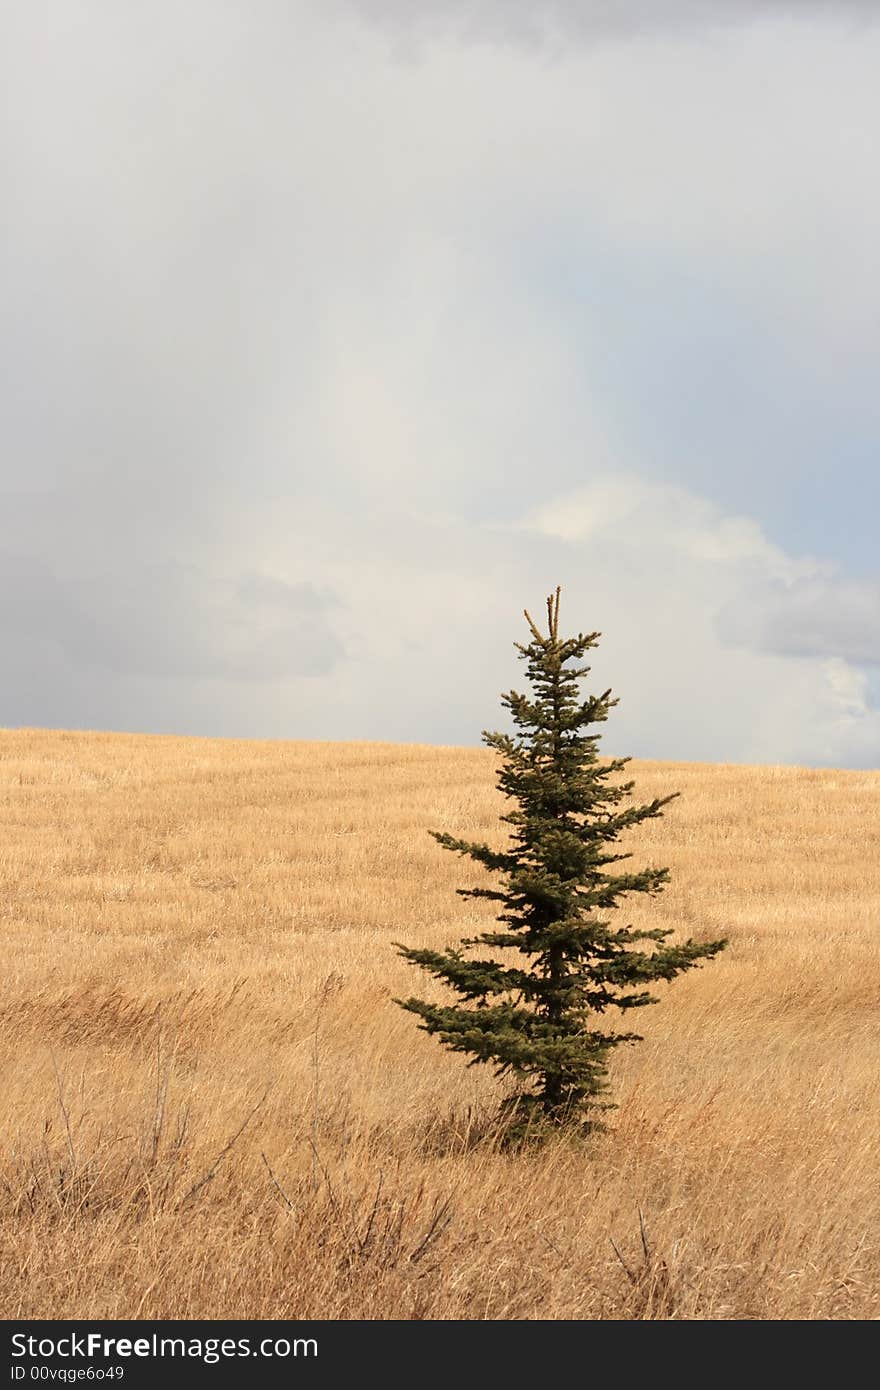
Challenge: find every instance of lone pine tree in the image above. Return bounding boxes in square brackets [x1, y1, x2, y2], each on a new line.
[395, 588, 726, 1133]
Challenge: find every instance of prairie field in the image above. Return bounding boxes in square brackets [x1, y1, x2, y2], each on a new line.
[1, 727, 878, 1320]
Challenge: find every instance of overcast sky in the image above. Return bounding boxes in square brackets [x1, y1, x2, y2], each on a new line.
[2, 1, 879, 767]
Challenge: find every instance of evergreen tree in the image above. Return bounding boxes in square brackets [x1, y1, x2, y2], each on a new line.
[395, 588, 726, 1133]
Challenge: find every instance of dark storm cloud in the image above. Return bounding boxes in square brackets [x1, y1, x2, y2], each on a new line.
[0, 553, 343, 684]
[717, 577, 880, 666]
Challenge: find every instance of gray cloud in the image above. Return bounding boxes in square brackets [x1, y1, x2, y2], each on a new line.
[0, 553, 343, 683]
[343, 0, 878, 47]
[1, 4, 879, 765]
[717, 577, 880, 666]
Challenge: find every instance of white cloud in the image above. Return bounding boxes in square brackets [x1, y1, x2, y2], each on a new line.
[521, 475, 820, 581]
[228, 473, 879, 768]
[823, 657, 870, 717]
[510, 479, 878, 766]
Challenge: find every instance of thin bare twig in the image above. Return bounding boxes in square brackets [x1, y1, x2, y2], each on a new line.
[358, 1170, 384, 1253]
[310, 974, 339, 1192]
[410, 1194, 454, 1264]
[638, 1205, 652, 1264]
[609, 1233, 638, 1286]
[48, 1049, 77, 1174]
[260, 1150, 294, 1211]
[306, 1136, 341, 1219]
[180, 1086, 271, 1206]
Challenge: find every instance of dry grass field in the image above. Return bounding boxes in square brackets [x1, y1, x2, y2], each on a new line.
[1, 727, 878, 1320]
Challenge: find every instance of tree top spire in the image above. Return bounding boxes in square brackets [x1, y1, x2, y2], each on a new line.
[523, 583, 562, 646]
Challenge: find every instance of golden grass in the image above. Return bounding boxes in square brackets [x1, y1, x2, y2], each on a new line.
[1, 727, 878, 1320]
